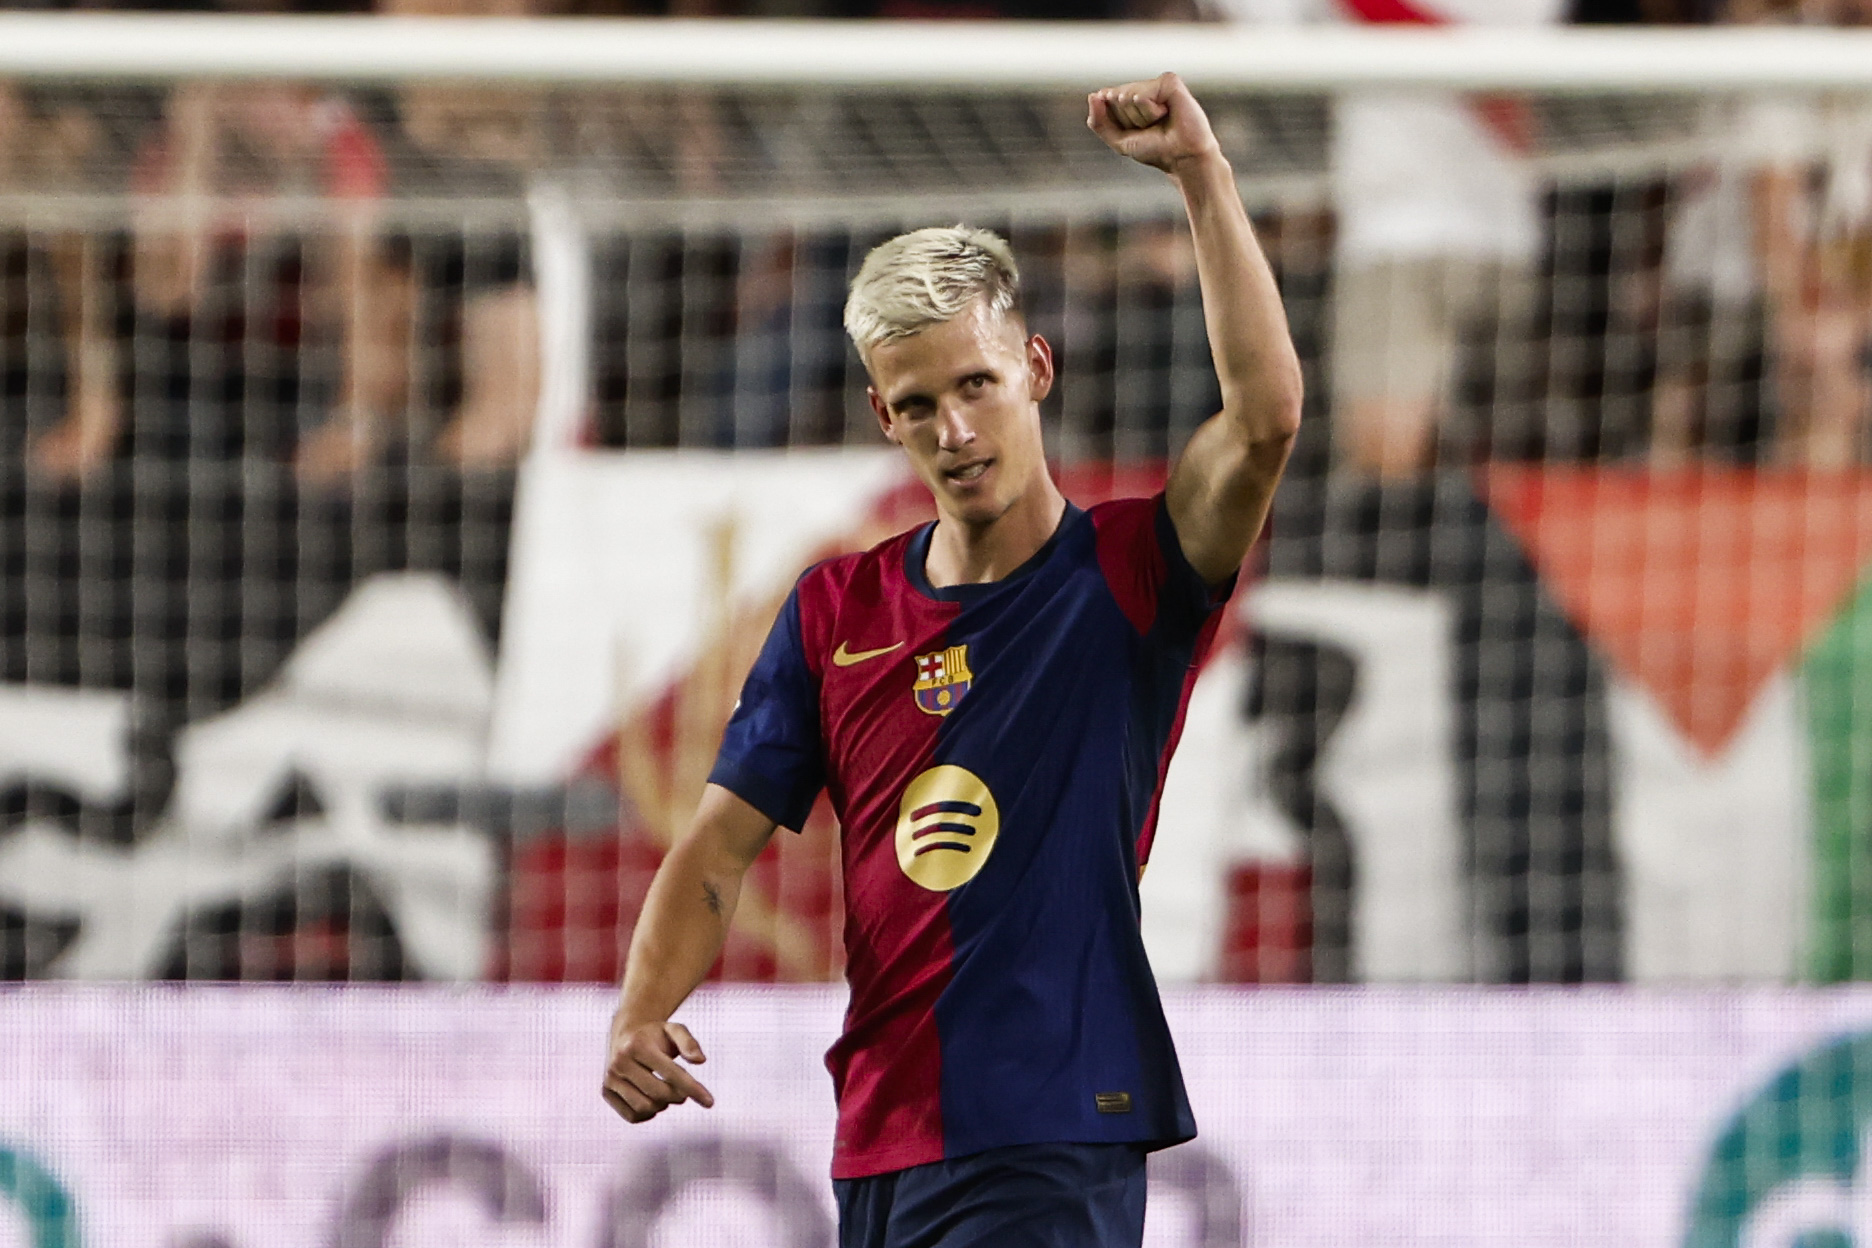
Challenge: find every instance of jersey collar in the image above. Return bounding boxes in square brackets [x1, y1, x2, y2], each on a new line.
[904, 503, 1084, 604]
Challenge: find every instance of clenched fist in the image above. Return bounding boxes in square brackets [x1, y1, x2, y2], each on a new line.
[602, 1010, 715, 1124]
[1087, 72, 1223, 177]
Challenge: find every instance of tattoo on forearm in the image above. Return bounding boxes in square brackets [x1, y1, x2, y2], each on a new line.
[702, 881, 723, 918]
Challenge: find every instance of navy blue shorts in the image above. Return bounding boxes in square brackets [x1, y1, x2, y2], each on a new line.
[833, 1141, 1148, 1248]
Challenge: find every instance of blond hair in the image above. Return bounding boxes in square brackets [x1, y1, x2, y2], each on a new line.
[843, 226, 1021, 360]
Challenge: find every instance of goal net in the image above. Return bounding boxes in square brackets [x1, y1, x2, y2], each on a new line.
[2, 17, 1871, 991]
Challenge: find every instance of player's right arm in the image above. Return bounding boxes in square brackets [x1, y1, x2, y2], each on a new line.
[604, 577, 826, 1123]
[603, 782, 778, 1123]
[1089, 74, 1303, 585]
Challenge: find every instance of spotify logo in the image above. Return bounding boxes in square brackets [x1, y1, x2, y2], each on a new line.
[895, 765, 1000, 891]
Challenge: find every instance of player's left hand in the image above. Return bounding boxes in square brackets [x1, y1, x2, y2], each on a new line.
[1087, 72, 1222, 177]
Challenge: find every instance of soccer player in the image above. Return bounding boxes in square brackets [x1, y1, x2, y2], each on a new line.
[602, 72, 1302, 1246]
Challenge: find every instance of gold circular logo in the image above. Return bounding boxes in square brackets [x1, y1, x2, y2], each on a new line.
[895, 765, 1000, 892]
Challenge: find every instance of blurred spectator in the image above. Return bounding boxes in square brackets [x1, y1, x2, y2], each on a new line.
[1755, 0, 1872, 463]
[122, 81, 399, 481]
[0, 82, 126, 482]
[368, 0, 552, 469]
[1216, 0, 1560, 475]
[718, 232, 852, 447]
[1651, 94, 1770, 461]
[71, 0, 563, 480]
[1327, 0, 1562, 477]
[1656, 0, 1872, 465]
[121, 56, 551, 477]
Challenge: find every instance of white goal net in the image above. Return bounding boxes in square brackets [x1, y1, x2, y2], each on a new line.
[1, 19, 1871, 990]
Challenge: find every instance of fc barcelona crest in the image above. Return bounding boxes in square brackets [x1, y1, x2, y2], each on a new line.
[913, 645, 974, 716]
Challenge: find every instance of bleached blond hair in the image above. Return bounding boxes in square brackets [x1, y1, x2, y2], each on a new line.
[843, 226, 1022, 361]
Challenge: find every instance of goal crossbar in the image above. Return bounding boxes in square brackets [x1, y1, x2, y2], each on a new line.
[1, 16, 1872, 93]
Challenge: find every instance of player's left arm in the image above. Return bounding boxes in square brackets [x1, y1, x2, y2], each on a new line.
[1089, 73, 1303, 585]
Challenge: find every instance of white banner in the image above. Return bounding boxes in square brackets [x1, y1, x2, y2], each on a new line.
[8, 987, 1872, 1247]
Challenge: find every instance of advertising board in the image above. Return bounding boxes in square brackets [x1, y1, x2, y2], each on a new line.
[7, 987, 1872, 1247]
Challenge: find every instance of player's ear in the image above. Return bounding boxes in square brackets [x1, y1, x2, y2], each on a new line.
[868, 386, 899, 444]
[1026, 334, 1055, 403]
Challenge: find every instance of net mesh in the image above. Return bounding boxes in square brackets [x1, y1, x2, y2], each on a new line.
[0, 71, 1868, 988]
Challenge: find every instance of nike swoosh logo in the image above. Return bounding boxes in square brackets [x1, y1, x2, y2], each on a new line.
[832, 640, 905, 667]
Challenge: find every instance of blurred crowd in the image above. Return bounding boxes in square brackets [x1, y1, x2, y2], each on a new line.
[0, 0, 1870, 484]
[0, 0, 557, 486]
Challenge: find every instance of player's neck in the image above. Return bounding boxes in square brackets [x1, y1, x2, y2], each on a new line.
[924, 475, 1068, 589]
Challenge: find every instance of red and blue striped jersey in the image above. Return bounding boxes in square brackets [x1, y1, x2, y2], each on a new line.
[708, 493, 1230, 1179]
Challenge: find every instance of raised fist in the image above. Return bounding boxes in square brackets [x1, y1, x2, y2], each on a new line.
[1087, 72, 1222, 176]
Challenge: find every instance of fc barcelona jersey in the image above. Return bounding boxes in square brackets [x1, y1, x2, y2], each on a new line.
[708, 493, 1231, 1180]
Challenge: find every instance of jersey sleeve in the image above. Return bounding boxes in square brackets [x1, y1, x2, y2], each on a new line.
[707, 584, 825, 833]
[1093, 493, 1237, 644]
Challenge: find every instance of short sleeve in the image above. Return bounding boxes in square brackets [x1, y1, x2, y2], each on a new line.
[1151, 495, 1237, 643]
[1093, 494, 1236, 645]
[707, 586, 825, 833]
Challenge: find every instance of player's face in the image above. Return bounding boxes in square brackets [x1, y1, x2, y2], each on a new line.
[866, 301, 1055, 527]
